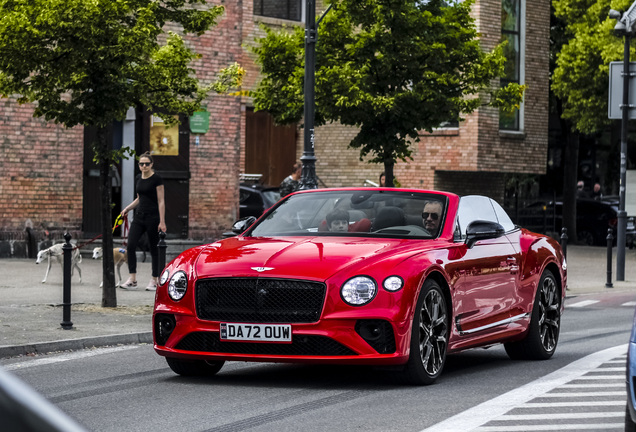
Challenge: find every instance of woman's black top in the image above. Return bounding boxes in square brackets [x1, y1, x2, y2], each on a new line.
[135, 173, 163, 215]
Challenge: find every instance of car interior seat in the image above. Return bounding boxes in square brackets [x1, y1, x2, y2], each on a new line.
[372, 206, 406, 231]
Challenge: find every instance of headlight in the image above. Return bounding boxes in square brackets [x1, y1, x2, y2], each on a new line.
[341, 276, 377, 306]
[159, 269, 170, 286]
[168, 271, 187, 301]
[383, 276, 404, 292]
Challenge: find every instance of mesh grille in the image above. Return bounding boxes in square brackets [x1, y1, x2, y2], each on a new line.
[196, 278, 326, 323]
[175, 332, 357, 356]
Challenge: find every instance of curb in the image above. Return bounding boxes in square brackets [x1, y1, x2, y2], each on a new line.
[0, 332, 153, 359]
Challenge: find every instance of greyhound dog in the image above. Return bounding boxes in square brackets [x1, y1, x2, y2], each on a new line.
[36, 244, 82, 283]
[92, 247, 127, 287]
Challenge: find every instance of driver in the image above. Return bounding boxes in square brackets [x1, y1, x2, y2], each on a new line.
[422, 201, 443, 236]
[326, 209, 350, 232]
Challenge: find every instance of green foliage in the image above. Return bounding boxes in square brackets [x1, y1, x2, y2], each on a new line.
[0, 0, 244, 139]
[252, 0, 524, 165]
[552, 0, 634, 134]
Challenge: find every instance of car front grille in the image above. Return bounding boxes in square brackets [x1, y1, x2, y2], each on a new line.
[175, 332, 357, 356]
[195, 278, 326, 323]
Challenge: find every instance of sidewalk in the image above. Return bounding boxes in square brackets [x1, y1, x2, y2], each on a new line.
[1, 245, 636, 359]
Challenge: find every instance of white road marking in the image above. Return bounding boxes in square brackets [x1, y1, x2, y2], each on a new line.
[499, 412, 623, 420]
[605, 360, 627, 363]
[574, 375, 624, 379]
[622, 301, 636, 307]
[520, 401, 625, 407]
[559, 383, 624, 388]
[539, 391, 625, 397]
[568, 300, 600, 308]
[590, 367, 625, 371]
[420, 344, 627, 432]
[1, 346, 139, 371]
[474, 425, 623, 431]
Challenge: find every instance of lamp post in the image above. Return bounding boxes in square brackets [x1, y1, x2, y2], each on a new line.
[610, 5, 636, 281]
[299, 1, 333, 190]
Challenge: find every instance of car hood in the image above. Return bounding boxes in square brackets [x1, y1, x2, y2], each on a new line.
[194, 236, 438, 281]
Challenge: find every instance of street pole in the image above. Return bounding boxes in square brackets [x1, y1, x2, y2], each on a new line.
[618, 34, 630, 281]
[300, 0, 318, 190]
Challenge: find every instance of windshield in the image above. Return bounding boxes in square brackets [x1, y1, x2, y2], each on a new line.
[248, 190, 448, 239]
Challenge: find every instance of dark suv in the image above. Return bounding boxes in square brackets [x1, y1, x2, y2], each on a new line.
[239, 183, 280, 219]
[518, 198, 635, 246]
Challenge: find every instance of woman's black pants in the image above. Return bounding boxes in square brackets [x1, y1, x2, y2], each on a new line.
[127, 212, 160, 277]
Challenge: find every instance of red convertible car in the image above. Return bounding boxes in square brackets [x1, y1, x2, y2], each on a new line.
[153, 188, 566, 385]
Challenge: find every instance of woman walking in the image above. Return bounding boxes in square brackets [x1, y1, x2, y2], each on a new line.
[120, 152, 166, 291]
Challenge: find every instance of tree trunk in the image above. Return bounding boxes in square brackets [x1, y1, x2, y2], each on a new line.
[384, 159, 395, 188]
[562, 129, 579, 245]
[97, 127, 117, 307]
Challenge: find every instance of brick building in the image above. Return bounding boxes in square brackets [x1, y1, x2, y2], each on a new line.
[0, 0, 548, 256]
[243, 0, 549, 203]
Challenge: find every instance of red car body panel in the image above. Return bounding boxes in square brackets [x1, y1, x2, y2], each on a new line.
[153, 188, 566, 365]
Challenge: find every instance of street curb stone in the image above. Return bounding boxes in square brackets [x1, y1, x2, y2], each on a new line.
[0, 332, 153, 359]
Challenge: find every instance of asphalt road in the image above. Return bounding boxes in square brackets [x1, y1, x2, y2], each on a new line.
[2, 292, 635, 432]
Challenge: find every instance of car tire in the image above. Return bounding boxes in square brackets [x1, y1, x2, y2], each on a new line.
[505, 269, 560, 360]
[627, 405, 636, 432]
[166, 357, 225, 377]
[395, 278, 449, 385]
[577, 230, 595, 246]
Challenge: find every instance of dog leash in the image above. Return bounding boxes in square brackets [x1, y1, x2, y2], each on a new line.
[72, 214, 128, 251]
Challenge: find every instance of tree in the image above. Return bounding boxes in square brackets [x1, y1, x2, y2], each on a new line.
[0, 0, 243, 306]
[252, 0, 525, 186]
[552, 0, 632, 240]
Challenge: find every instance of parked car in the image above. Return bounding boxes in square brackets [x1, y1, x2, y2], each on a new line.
[153, 189, 565, 385]
[627, 307, 636, 431]
[518, 198, 635, 247]
[239, 183, 280, 219]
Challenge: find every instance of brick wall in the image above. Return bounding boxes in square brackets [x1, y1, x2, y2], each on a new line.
[0, 97, 84, 234]
[434, 171, 506, 204]
[183, 0, 244, 239]
[290, 0, 550, 197]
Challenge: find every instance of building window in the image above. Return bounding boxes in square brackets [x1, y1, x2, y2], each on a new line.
[500, 0, 523, 131]
[254, 0, 302, 21]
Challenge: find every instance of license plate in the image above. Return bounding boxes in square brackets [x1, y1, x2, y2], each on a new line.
[220, 323, 292, 342]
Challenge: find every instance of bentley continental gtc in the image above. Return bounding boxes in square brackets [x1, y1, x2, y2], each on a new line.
[153, 188, 566, 385]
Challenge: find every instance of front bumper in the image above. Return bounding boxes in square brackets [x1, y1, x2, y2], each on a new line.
[153, 313, 411, 366]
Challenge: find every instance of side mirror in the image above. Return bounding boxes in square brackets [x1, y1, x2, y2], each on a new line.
[231, 216, 257, 235]
[465, 220, 505, 248]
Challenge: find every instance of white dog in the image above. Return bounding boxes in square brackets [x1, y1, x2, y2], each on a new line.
[36, 244, 82, 283]
[92, 247, 128, 287]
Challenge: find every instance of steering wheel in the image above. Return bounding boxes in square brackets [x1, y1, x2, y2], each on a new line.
[372, 225, 431, 236]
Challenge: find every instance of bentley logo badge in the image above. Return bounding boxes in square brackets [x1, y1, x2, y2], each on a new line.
[251, 267, 274, 272]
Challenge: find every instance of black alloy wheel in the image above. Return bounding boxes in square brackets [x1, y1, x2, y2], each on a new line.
[397, 279, 449, 385]
[505, 269, 560, 360]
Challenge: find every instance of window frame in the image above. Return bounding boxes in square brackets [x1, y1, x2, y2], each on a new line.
[499, 0, 525, 132]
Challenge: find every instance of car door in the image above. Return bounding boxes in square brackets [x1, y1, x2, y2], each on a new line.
[454, 196, 518, 335]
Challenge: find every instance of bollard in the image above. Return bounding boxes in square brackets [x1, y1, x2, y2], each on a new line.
[606, 228, 614, 288]
[61, 233, 73, 330]
[158, 231, 167, 275]
[560, 227, 568, 261]
[543, 206, 547, 234]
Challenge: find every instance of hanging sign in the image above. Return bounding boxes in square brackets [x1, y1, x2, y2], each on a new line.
[189, 110, 210, 134]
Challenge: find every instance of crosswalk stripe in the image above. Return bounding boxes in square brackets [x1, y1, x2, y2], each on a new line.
[574, 375, 624, 380]
[420, 344, 627, 432]
[605, 360, 627, 363]
[568, 300, 600, 308]
[622, 301, 636, 307]
[560, 383, 624, 388]
[473, 424, 623, 431]
[588, 367, 625, 371]
[499, 412, 623, 420]
[539, 391, 625, 397]
[520, 401, 625, 408]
